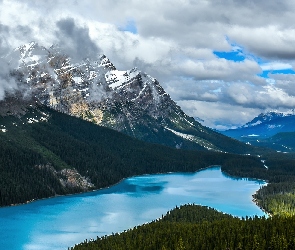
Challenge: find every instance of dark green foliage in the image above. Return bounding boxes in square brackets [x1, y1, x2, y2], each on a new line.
[0, 136, 67, 206]
[223, 151, 295, 217]
[270, 131, 295, 151]
[2, 106, 295, 249]
[28, 109, 265, 191]
[0, 106, 266, 207]
[1, 105, 295, 218]
[71, 204, 295, 250]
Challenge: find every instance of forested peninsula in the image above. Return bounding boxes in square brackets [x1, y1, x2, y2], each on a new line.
[71, 204, 295, 250]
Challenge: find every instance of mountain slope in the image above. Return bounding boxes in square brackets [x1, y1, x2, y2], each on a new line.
[0, 103, 266, 206]
[5, 42, 255, 154]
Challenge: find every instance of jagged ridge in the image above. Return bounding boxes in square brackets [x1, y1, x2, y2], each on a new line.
[4, 42, 255, 153]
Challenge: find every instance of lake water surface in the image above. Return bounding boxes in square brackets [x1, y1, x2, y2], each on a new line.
[0, 167, 266, 250]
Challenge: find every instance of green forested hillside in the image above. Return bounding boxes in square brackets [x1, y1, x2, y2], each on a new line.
[71, 204, 295, 250]
[2, 106, 295, 249]
[235, 132, 295, 153]
[0, 106, 265, 207]
[1, 105, 295, 217]
[223, 151, 295, 216]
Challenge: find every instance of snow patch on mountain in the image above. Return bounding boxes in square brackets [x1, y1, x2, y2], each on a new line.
[165, 127, 221, 151]
[165, 127, 195, 141]
[105, 68, 139, 89]
[268, 124, 282, 129]
[241, 110, 294, 128]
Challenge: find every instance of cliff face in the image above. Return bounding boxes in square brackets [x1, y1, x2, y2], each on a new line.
[4, 42, 255, 153]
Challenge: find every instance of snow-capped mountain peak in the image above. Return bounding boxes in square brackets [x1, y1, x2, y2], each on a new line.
[242, 110, 294, 128]
[221, 109, 295, 140]
[2, 43, 253, 153]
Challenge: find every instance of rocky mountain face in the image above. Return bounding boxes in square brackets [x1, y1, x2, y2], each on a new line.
[4, 42, 254, 153]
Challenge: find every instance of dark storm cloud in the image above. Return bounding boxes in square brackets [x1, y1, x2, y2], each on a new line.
[0, 23, 10, 54]
[55, 18, 101, 62]
[14, 25, 32, 41]
[0, 24, 17, 100]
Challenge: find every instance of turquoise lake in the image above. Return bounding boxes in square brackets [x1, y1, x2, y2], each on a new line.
[0, 167, 266, 250]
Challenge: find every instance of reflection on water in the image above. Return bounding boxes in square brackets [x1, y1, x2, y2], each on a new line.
[0, 167, 266, 250]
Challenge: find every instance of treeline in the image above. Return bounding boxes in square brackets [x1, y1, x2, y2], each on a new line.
[34, 109, 265, 190]
[2, 105, 295, 216]
[0, 107, 266, 207]
[254, 175, 295, 216]
[0, 136, 70, 206]
[71, 204, 295, 250]
[222, 152, 295, 217]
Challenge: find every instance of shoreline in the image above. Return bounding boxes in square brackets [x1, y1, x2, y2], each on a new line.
[2, 165, 269, 217]
[4, 165, 216, 208]
[252, 197, 271, 217]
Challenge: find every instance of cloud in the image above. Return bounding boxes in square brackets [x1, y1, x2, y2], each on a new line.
[0, 0, 294, 127]
[173, 58, 264, 83]
[229, 26, 295, 60]
[225, 83, 295, 109]
[260, 62, 293, 71]
[0, 57, 17, 100]
[0, 24, 17, 100]
[165, 76, 295, 122]
[55, 18, 101, 62]
[269, 74, 295, 96]
[177, 100, 262, 129]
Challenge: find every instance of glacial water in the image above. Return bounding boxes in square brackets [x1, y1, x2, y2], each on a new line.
[0, 167, 266, 250]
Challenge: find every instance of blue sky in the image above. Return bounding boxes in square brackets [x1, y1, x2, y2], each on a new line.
[119, 20, 137, 34]
[214, 48, 295, 79]
[214, 41, 295, 80]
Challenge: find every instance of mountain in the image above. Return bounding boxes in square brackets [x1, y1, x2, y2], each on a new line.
[242, 111, 294, 128]
[220, 111, 295, 152]
[221, 111, 295, 139]
[5, 42, 254, 154]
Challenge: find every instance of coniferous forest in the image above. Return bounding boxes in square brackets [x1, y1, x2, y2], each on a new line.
[1, 106, 295, 249]
[71, 204, 295, 250]
[0, 106, 267, 207]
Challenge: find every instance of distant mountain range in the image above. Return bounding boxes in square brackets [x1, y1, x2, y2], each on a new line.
[220, 111, 295, 152]
[3, 42, 254, 154]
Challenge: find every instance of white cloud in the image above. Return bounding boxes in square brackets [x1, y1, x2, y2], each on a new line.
[0, 0, 295, 128]
[268, 74, 295, 96]
[260, 62, 293, 71]
[177, 100, 262, 129]
[226, 83, 295, 109]
[229, 25, 295, 59]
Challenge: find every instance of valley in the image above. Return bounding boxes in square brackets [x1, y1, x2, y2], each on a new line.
[0, 0, 295, 249]
[0, 44, 295, 249]
[0, 167, 265, 250]
[0, 104, 267, 207]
